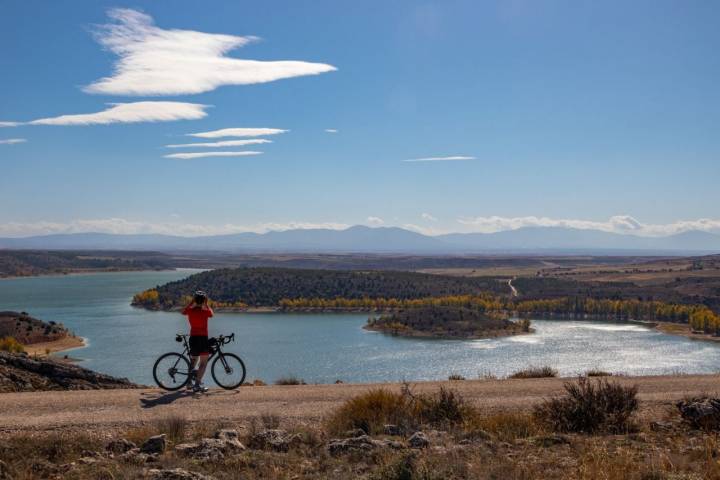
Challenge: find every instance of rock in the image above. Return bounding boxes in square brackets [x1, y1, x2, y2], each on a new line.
[248, 429, 300, 452]
[650, 420, 674, 432]
[408, 431, 430, 448]
[327, 435, 376, 455]
[106, 438, 137, 454]
[147, 468, 216, 480]
[345, 428, 367, 438]
[327, 435, 405, 455]
[383, 424, 402, 436]
[0, 351, 141, 393]
[529, 435, 571, 447]
[677, 398, 720, 429]
[119, 448, 158, 463]
[175, 435, 246, 460]
[140, 434, 167, 455]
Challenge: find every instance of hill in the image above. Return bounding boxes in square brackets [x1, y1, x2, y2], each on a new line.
[0, 311, 69, 345]
[2, 225, 719, 254]
[0, 250, 174, 277]
[132, 268, 509, 310]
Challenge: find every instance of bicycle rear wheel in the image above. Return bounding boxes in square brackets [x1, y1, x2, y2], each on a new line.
[211, 353, 246, 390]
[153, 352, 191, 391]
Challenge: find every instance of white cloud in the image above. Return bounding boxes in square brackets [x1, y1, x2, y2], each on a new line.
[403, 156, 476, 162]
[325, 129, 338, 133]
[421, 213, 437, 222]
[0, 122, 21, 127]
[164, 151, 263, 160]
[366, 216, 384, 225]
[455, 215, 720, 237]
[84, 8, 337, 96]
[187, 127, 287, 138]
[0, 218, 350, 237]
[165, 139, 271, 148]
[2, 102, 209, 127]
[0, 138, 27, 145]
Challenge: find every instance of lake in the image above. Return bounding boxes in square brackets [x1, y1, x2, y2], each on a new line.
[1, 270, 720, 385]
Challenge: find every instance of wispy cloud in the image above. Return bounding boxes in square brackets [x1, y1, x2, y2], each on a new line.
[325, 129, 338, 133]
[0, 218, 350, 237]
[421, 213, 437, 222]
[0, 122, 21, 127]
[84, 8, 337, 96]
[456, 215, 720, 237]
[164, 151, 263, 160]
[403, 156, 475, 162]
[2, 102, 209, 127]
[187, 127, 287, 138]
[0, 138, 27, 145]
[165, 139, 271, 149]
[366, 216, 384, 225]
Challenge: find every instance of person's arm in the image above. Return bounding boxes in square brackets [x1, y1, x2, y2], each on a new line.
[182, 301, 195, 315]
[203, 298, 214, 317]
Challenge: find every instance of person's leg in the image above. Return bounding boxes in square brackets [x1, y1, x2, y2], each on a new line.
[188, 355, 198, 387]
[196, 353, 209, 384]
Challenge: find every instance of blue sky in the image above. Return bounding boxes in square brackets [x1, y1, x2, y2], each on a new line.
[1, 0, 719, 237]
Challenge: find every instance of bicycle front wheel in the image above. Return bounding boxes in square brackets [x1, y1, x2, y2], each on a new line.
[211, 353, 246, 390]
[153, 352, 191, 391]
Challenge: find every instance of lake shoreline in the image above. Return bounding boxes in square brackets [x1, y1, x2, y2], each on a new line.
[23, 335, 86, 359]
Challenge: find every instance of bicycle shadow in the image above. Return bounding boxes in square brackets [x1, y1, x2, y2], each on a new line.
[139, 390, 194, 408]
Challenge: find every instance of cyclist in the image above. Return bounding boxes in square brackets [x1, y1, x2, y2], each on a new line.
[182, 290, 214, 393]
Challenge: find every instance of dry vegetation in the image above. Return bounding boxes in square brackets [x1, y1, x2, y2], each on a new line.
[5, 378, 720, 479]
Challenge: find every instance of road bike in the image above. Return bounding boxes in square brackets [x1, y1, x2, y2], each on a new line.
[152, 333, 246, 391]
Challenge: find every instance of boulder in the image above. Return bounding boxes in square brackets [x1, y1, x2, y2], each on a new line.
[147, 468, 216, 480]
[383, 424, 403, 436]
[344, 428, 367, 438]
[140, 434, 167, 455]
[677, 398, 720, 429]
[248, 429, 300, 452]
[408, 431, 429, 448]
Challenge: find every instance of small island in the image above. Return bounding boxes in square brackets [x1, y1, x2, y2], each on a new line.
[365, 306, 532, 340]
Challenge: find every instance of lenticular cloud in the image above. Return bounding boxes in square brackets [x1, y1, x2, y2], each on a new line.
[84, 8, 337, 96]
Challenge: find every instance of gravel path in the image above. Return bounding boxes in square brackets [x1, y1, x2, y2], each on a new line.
[2, 374, 718, 433]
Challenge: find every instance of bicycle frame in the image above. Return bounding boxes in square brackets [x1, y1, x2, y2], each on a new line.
[168, 333, 236, 381]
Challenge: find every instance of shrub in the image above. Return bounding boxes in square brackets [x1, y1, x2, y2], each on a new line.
[586, 369, 612, 377]
[508, 366, 557, 379]
[448, 374, 466, 381]
[326, 386, 476, 435]
[275, 375, 306, 385]
[0, 337, 24, 353]
[533, 377, 638, 433]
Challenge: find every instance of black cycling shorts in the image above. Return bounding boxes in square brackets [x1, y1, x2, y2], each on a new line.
[189, 335, 209, 356]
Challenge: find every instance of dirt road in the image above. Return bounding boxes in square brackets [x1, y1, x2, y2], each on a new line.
[0, 375, 720, 431]
[1, 375, 718, 433]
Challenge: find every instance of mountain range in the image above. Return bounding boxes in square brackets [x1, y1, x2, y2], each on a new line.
[1, 226, 719, 254]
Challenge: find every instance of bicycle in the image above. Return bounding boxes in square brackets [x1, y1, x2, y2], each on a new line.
[152, 333, 247, 391]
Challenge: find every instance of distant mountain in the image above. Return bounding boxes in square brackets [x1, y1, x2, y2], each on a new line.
[0, 226, 718, 254]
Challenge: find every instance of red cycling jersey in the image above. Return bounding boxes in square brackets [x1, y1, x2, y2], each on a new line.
[182, 305, 214, 336]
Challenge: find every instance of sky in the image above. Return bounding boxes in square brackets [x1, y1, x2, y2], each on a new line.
[1, 0, 719, 238]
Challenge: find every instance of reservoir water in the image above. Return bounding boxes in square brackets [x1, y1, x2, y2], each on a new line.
[1, 270, 720, 385]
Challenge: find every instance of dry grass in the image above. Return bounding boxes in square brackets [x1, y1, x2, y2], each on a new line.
[466, 412, 544, 442]
[509, 366, 558, 379]
[534, 377, 639, 434]
[326, 385, 475, 436]
[0, 336, 24, 353]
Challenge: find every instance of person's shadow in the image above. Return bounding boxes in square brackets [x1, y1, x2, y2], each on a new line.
[139, 390, 194, 408]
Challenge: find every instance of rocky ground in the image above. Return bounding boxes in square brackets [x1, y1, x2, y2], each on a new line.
[0, 351, 140, 392]
[3, 397, 720, 479]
